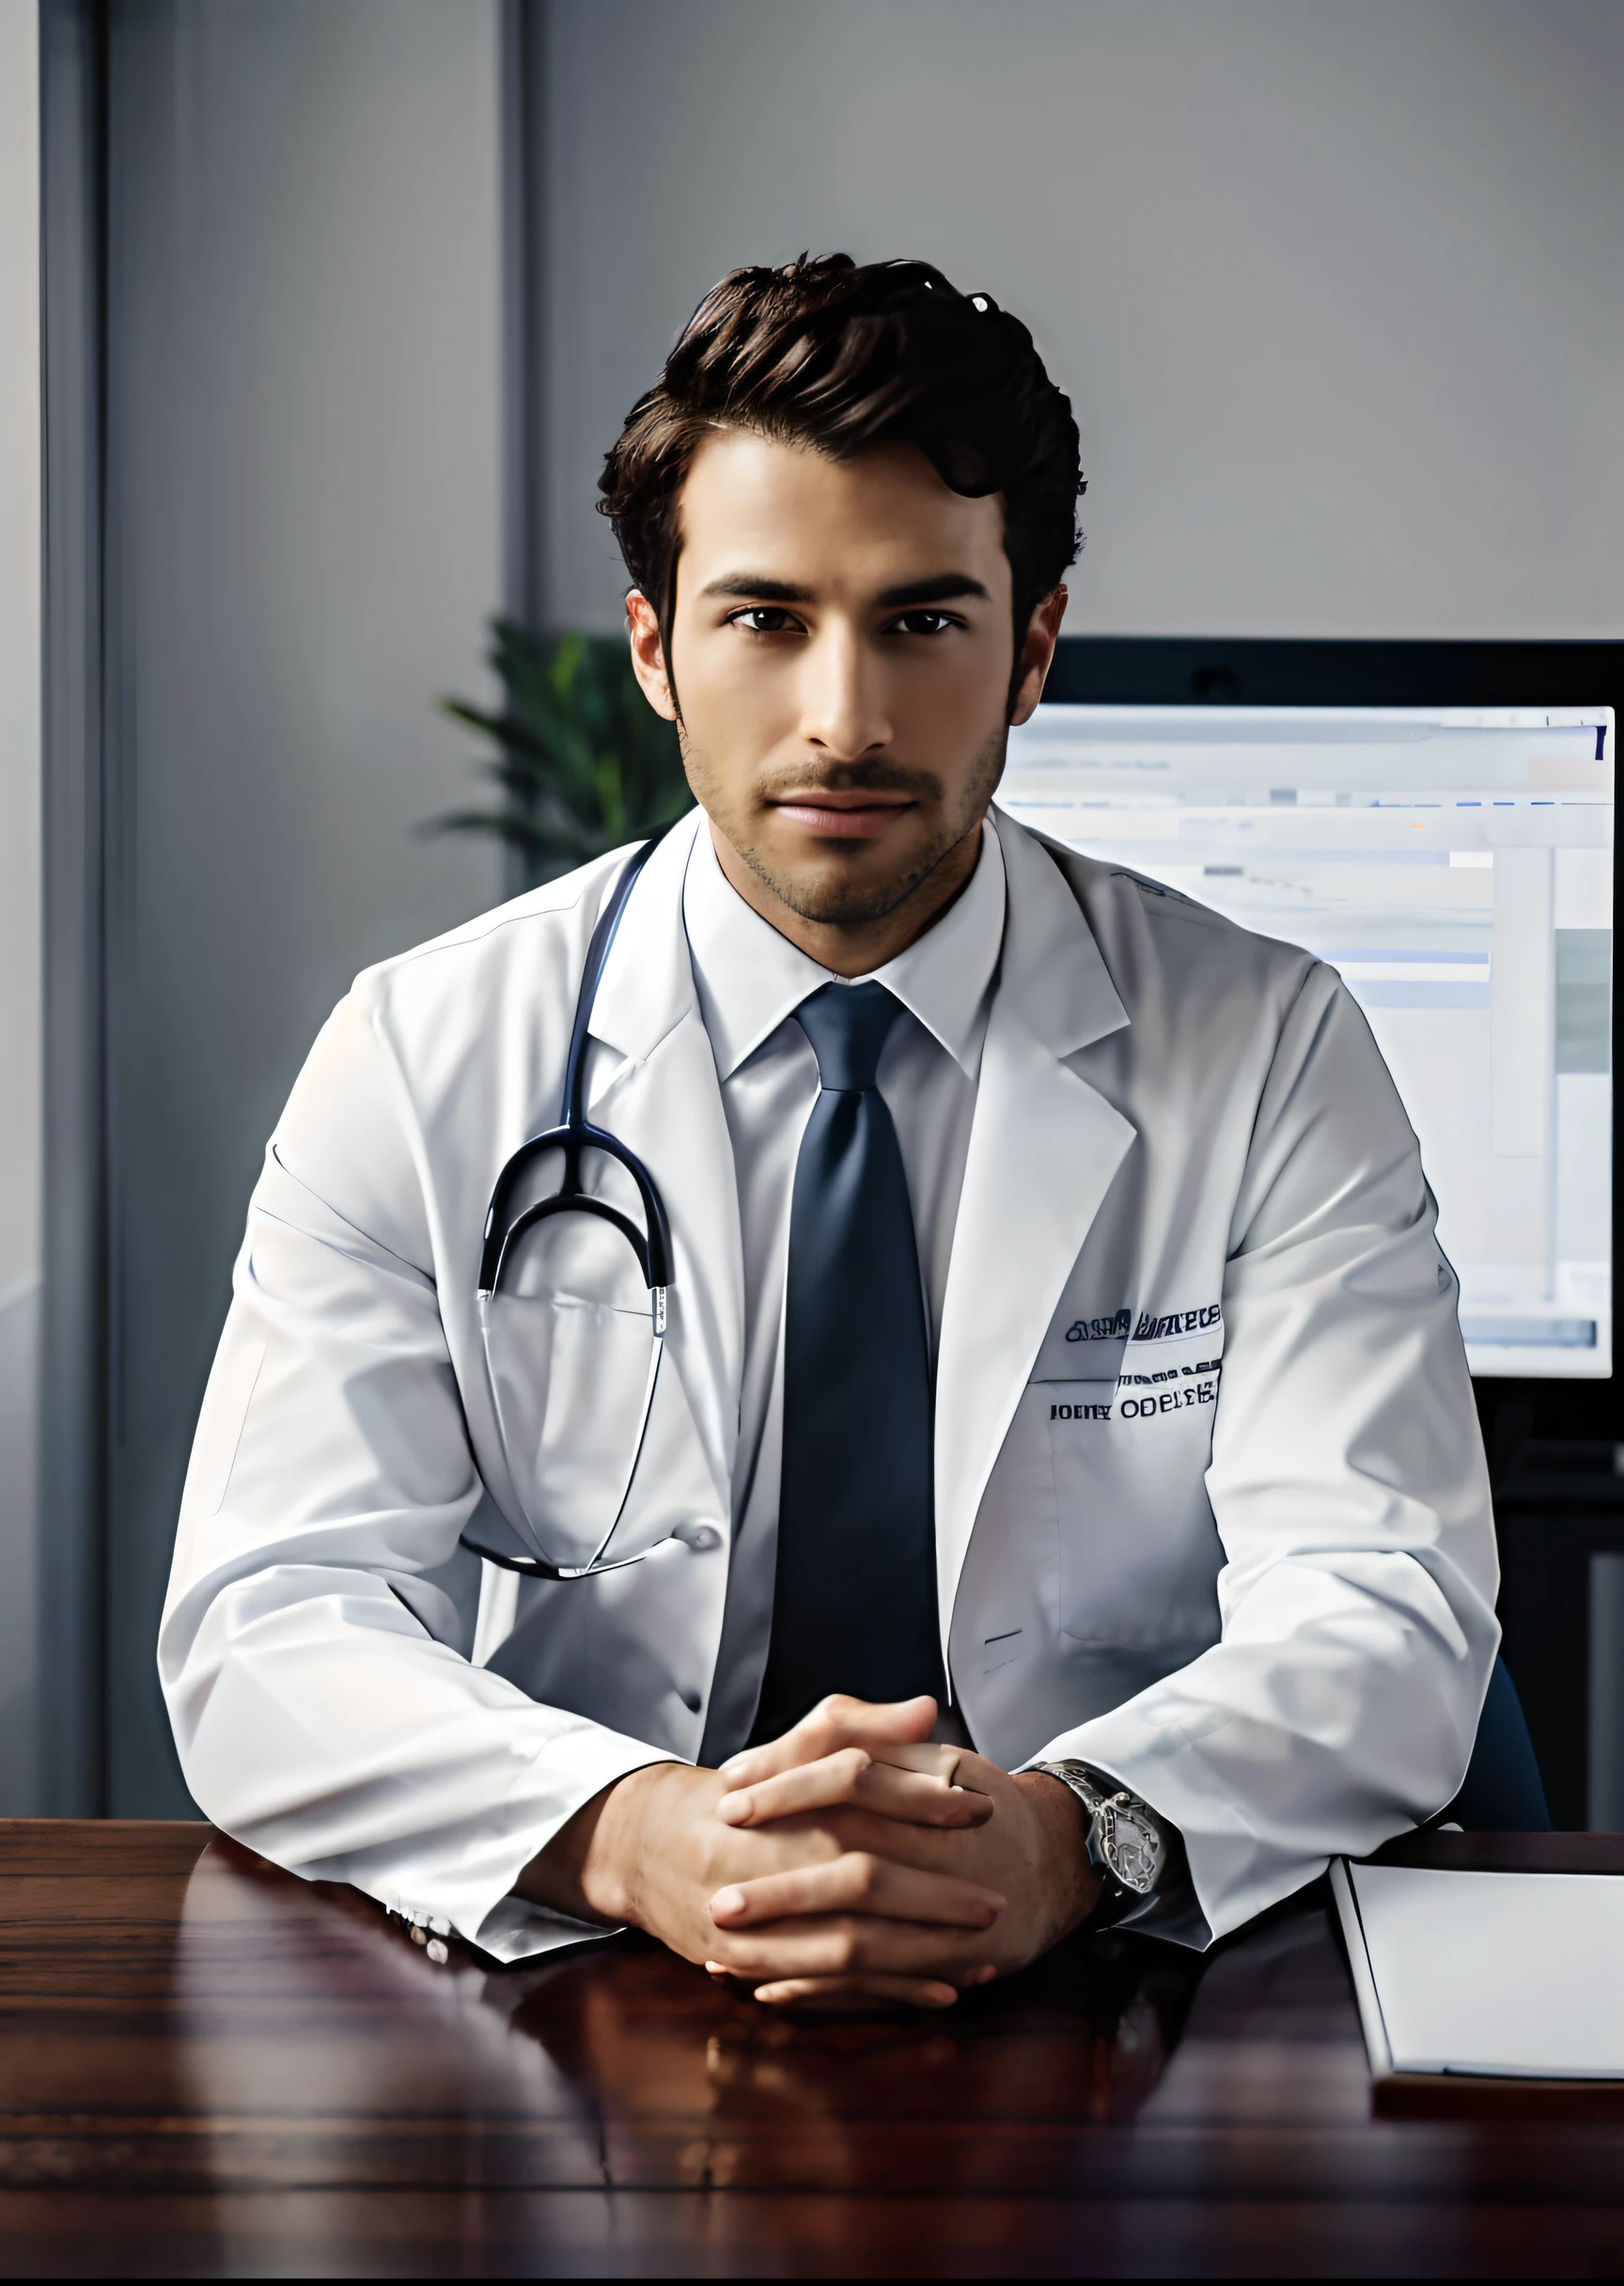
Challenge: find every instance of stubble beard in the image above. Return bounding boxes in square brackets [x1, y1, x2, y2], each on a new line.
[687, 727, 1008, 928]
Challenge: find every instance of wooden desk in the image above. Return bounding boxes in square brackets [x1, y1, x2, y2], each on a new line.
[0, 1822, 1621, 2277]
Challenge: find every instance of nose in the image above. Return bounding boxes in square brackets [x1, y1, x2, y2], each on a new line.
[797, 619, 891, 762]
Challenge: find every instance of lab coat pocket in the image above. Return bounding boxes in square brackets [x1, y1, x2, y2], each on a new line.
[478, 1286, 664, 1573]
[1042, 1337, 1225, 1647]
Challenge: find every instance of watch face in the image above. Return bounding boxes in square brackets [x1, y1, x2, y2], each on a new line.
[1100, 1798, 1163, 1895]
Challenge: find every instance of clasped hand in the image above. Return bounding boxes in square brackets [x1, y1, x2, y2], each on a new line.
[529, 1695, 1101, 2009]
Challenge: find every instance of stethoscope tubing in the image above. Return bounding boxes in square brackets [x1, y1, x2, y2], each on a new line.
[472, 825, 691, 1580]
[477, 830, 677, 1298]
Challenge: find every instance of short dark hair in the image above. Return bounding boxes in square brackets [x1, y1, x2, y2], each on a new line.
[598, 254, 1084, 674]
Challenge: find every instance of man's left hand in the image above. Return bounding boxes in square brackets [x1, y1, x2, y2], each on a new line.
[706, 1696, 1101, 2008]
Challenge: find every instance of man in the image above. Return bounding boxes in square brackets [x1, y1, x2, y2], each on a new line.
[161, 256, 1497, 2011]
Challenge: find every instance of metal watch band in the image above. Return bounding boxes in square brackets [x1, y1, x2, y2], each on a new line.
[1032, 1760, 1166, 1929]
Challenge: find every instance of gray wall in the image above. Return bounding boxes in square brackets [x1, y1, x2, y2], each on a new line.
[539, 0, 1624, 641]
[0, 0, 41, 1814]
[98, 0, 503, 1813]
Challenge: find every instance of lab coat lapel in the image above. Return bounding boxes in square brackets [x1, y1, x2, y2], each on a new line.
[581, 815, 744, 1512]
[934, 814, 1136, 1657]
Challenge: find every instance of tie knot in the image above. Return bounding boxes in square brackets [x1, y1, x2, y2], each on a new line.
[796, 980, 903, 1092]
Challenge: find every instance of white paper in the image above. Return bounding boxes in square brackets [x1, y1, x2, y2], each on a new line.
[1337, 1861, 1624, 2079]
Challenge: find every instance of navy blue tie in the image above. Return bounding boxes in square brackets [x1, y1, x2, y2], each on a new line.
[750, 980, 946, 1742]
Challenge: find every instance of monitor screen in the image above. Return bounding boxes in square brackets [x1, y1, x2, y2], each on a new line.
[1003, 700, 1616, 1379]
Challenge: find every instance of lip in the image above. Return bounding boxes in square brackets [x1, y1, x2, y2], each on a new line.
[769, 793, 916, 840]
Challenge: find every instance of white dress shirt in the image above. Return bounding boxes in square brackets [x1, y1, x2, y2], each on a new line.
[680, 818, 1007, 1759]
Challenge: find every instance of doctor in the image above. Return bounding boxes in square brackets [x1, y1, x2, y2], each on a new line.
[161, 254, 1498, 2011]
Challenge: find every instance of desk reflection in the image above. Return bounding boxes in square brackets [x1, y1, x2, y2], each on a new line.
[174, 1838, 1202, 2196]
[3, 1824, 1611, 2278]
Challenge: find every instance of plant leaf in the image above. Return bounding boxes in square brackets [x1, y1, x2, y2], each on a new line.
[429, 618, 692, 888]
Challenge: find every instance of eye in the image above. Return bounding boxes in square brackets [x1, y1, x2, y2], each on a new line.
[728, 606, 804, 635]
[885, 608, 962, 636]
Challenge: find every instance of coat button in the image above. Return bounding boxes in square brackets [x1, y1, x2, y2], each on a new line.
[673, 1522, 721, 1552]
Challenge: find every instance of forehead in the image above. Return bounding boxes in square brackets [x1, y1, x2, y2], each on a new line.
[675, 430, 1007, 587]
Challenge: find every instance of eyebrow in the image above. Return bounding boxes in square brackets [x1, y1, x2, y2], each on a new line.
[700, 575, 814, 603]
[698, 571, 993, 607]
[875, 572, 992, 608]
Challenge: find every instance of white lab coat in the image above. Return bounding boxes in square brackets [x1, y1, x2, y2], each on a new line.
[159, 807, 1499, 1959]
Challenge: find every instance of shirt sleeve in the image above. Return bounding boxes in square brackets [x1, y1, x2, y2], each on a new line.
[1021, 965, 1501, 1948]
[157, 994, 676, 1964]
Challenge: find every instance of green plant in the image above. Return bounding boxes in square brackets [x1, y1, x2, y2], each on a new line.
[429, 618, 691, 886]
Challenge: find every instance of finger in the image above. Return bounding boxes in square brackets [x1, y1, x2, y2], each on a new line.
[716, 1750, 993, 1831]
[706, 1957, 1000, 2005]
[718, 1694, 938, 1790]
[752, 1973, 960, 2011]
[705, 1961, 962, 2010]
[715, 1746, 873, 1825]
[865, 1745, 1010, 1804]
[710, 1854, 1004, 1933]
[710, 1920, 1002, 1986]
[706, 1908, 1000, 1984]
[863, 1741, 971, 1780]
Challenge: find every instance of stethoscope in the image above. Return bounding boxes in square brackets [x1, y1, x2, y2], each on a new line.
[475, 829, 682, 1582]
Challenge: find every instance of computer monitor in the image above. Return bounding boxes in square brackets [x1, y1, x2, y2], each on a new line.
[1009, 641, 1620, 1440]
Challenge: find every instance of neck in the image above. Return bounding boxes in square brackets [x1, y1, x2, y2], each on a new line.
[708, 818, 985, 977]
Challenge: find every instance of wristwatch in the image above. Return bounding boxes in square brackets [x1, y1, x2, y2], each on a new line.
[1031, 1760, 1166, 1928]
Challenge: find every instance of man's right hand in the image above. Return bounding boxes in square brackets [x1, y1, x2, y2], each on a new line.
[516, 1698, 1007, 2008]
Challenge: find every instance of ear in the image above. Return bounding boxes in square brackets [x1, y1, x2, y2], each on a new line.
[1008, 586, 1069, 727]
[626, 590, 678, 721]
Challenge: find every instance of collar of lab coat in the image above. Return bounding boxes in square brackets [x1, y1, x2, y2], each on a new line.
[989, 804, 1132, 1059]
[583, 808, 710, 1067]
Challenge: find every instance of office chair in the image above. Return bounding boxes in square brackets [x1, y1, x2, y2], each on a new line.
[1444, 1655, 1551, 1831]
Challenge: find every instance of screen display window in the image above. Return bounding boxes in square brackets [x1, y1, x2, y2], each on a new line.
[1003, 703, 1615, 1378]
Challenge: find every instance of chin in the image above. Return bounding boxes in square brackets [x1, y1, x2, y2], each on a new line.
[755, 843, 941, 928]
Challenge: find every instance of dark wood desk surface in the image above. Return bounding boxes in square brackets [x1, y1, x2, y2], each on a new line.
[1, 1822, 1622, 2278]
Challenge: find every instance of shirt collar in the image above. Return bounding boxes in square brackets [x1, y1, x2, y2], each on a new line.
[682, 814, 1007, 1081]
